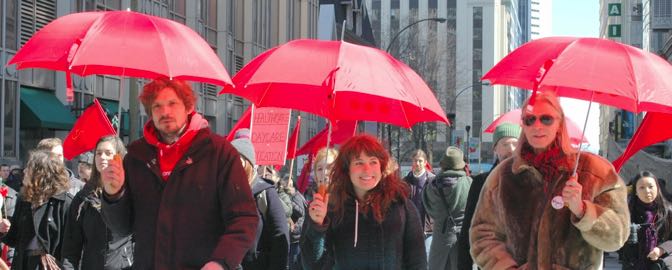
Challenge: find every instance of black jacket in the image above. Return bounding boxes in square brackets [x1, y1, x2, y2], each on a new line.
[3, 192, 73, 270]
[403, 170, 435, 232]
[301, 198, 427, 270]
[241, 178, 289, 270]
[62, 182, 134, 270]
[288, 191, 306, 244]
[101, 128, 259, 270]
[457, 159, 498, 270]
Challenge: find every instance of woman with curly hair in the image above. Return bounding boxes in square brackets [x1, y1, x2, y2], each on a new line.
[301, 134, 426, 269]
[0, 150, 72, 270]
[62, 136, 134, 270]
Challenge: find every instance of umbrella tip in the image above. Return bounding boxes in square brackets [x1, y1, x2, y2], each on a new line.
[126, 7, 131, 11]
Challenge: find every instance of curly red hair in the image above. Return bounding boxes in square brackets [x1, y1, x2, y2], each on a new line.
[329, 134, 409, 225]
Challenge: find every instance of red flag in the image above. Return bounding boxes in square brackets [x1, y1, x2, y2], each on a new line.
[297, 154, 314, 194]
[226, 106, 252, 141]
[286, 116, 302, 159]
[612, 112, 672, 172]
[63, 99, 116, 160]
[296, 120, 357, 156]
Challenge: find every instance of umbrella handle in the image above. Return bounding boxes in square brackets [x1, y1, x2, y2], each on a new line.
[571, 92, 595, 176]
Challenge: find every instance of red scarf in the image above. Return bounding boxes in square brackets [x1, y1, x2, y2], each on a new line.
[521, 142, 571, 195]
[143, 112, 209, 181]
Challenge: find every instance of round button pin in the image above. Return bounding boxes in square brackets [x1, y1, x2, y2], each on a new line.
[551, 196, 564, 210]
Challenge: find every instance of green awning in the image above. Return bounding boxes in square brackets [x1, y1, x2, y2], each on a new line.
[98, 99, 129, 135]
[20, 87, 76, 130]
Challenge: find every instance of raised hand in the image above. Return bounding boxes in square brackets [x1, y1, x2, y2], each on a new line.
[101, 154, 125, 195]
[562, 174, 585, 218]
[308, 193, 330, 225]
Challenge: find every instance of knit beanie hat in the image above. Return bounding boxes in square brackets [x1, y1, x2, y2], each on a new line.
[78, 152, 94, 165]
[231, 128, 256, 166]
[493, 123, 521, 146]
[440, 146, 465, 171]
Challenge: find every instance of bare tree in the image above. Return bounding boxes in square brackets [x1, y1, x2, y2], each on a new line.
[390, 19, 456, 166]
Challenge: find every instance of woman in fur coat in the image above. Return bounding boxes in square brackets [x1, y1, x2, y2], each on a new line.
[470, 90, 630, 269]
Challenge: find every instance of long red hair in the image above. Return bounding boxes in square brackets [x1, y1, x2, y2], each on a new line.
[329, 134, 409, 225]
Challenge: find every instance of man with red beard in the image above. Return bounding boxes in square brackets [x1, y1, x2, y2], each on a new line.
[100, 78, 258, 270]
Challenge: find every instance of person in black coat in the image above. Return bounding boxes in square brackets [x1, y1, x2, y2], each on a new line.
[62, 136, 134, 270]
[231, 130, 289, 270]
[620, 171, 672, 270]
[279, 177, 306, 270]
[1, 150, 73, 270]
[402, 149, 436, 238]
[100, 79, 258, 270]
[457, 123, 520, 270]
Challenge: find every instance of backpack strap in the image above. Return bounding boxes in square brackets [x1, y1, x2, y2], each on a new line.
[436, 182, 458, 234]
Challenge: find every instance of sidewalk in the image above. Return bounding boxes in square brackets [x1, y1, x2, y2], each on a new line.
[604, 252, 622, 270]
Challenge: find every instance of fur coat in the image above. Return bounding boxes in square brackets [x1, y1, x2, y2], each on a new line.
[470, 152, 630, 270]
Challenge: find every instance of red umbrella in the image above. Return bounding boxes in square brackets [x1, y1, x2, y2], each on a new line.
[484, 109, 589, 145]
[220, 39, 448, 128]
[295, 120, 358, 157]
[482, 36, 672, 114]
[9, 10, 232, 87]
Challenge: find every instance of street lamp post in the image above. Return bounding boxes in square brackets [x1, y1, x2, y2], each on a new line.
[383, 17, 447, 158]
[447, 82, 489, 145]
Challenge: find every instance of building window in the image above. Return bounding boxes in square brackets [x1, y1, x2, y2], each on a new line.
[198, 0, 217, 47]
[3, 81, 17, 158]
[19, 0, 56, 46]
[73, 92, 94, 117]
[77, 0, 121, 11]
[169, 0, 186, 24]
[5, 0, 18, 50]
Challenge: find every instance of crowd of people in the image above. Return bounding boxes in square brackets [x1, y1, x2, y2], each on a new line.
[0, 78, 663, 270]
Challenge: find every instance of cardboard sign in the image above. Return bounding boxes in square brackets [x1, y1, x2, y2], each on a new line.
[251, 107, 292, 165]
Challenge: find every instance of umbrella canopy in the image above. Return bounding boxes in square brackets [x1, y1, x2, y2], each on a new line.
[612, 112, 672, 172]
[484, 109, 589, 145]
[482, 36, 672, 114]
[220, 39, 448, 128]
[9, 10, 232, 87]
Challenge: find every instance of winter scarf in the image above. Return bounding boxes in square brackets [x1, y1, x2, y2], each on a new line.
[521, 142, 571, 196]
[143, 112, 209, 180]
[632, 198, 659, 270]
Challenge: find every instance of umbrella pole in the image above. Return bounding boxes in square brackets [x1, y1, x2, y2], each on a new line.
[288, 158, 295, 182]
[571, 92, 595, 176]
[117, 76, 124, 136]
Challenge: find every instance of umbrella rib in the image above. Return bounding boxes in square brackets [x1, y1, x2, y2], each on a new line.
[257, 82, 274, 105]
[398, 99, 412, 128]
[619, 42, 638, 110]
[148, 16, 172, 79]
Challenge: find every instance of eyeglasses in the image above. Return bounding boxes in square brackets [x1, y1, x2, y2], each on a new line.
[522, 114, 556, 126]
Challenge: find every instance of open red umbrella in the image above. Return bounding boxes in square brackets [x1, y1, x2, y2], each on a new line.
[484, 109, 589, 145]
[482, 36, 672, 114]
[220, 39, 448, 128]
[482, 36, 672, 183]
[9, 10, 232, 92]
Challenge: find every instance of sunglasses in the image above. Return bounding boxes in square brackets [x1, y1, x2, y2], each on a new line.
[522, 114, 556, 126]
